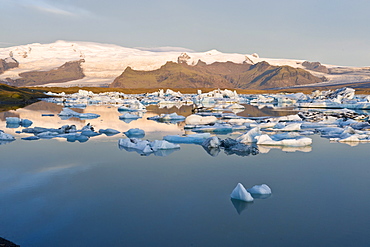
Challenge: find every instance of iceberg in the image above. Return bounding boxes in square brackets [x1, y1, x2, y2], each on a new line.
[221, 138, 259, 157]
[185, 114, 218, 125]
[58, 108, 100, 119]
[236, 127, 261, 143]
[230, 183, 254, 202]
[150, 140, 180, 151]
[148, 113, 185, 123]
[99, 128, 120, 136]
[124, 128, 145, 138]
[119, 113, 141, 120]
[118, 138, 180, 156]
[247, 184, 272, 195]
[21, 136, 40, 141]
[0, 130, 15, 141]
[5, 117, 33, 128]
[202, 136, 221, 148]
[163, 133, 211, 144]
[256, 133, 312, 147]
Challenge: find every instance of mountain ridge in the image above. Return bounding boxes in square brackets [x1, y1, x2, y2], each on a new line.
[110, 60, 325, 89]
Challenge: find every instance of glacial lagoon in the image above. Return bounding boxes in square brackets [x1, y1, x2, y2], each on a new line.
[0, 97, 370, 246]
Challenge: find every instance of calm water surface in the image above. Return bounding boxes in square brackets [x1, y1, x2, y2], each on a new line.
[0, 102, 369, 247]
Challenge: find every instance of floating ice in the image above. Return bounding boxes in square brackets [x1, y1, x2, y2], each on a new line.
[58, 108, 100, 119]
[236, 127, 261, 143]
[5, 117, 33, 128]
[150, 140, 180, 151]
[118, 138, 180, 156]
[163, 133, 211, 144]
[256, 133, 312, 147]
[21, 136, 40, 141]
[99, 128, 120, 136]
[247, 184, 272, 195]
[124, 128, 145, 138]
[119, 113, 141, 120]
[202, 136, 221, 148]
[185, 114, 217, 125]
[230, 183, 254, 202]
[0, 130, 15, 141]
[148, 113, 185, 122]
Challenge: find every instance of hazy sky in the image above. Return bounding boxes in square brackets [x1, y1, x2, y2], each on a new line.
[0, 0, 369, 66]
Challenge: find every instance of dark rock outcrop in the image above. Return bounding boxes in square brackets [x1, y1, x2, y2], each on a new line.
[302, 61, 329, 73]
[7, 59, 85, 86]
[0, 57, 19, 74]
[0, 237, 20, 247]
[110, 60, 325, 89]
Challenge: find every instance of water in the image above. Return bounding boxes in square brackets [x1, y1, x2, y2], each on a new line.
[0, 102, 370, 246]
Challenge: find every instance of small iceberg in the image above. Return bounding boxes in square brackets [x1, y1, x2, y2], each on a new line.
[247, 184, 272, 195]
[21, 136, 40, 141]
[124, 128, 145, 138]
[118, 138, 180, 156]
[6, 117, 33, 128]
[236, 127, 261, 143]
[163, 133, 211, 144]
[119, 113, 141, 120]
[256, 133, 312, 147]
[0, 130, 15, 141]
[230, 183, 254, 202]
[58, 108, 100, 119]
[99, 128, 120, 136]
[147, 113, 185, 123]
[185, 114, 217, 125]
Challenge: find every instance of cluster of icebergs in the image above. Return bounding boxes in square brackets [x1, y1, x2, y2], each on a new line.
[2, 87, 370, 156]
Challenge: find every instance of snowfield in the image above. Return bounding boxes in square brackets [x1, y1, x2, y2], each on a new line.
[0, 40, 370, 87]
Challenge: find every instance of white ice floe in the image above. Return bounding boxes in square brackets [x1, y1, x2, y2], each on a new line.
[58, 108, 100, 119]
[247, 184, 272, 195]
[236, 127, 261, 143]
[150, 140, 180, 151]
[163, 133, 211, 144]
[118, 138, 180, 155]
[148, 113, 185, 122]
[256, 133, 312, 147]
[118, 100, 147, 112]
[119, 113, 141, 119]
[230, 183, 254, 202]
[185, 114, 218, 125]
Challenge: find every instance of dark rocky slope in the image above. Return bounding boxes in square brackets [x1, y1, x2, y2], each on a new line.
[110, 60, 325, 89]
[6, 60, 85, 86]
[0, 57, 19, 74]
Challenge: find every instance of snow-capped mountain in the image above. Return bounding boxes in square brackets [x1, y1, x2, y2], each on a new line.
[0, 40, 369, 88]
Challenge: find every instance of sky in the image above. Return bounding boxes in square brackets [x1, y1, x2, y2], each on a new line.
[0, 0, 369, 66]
